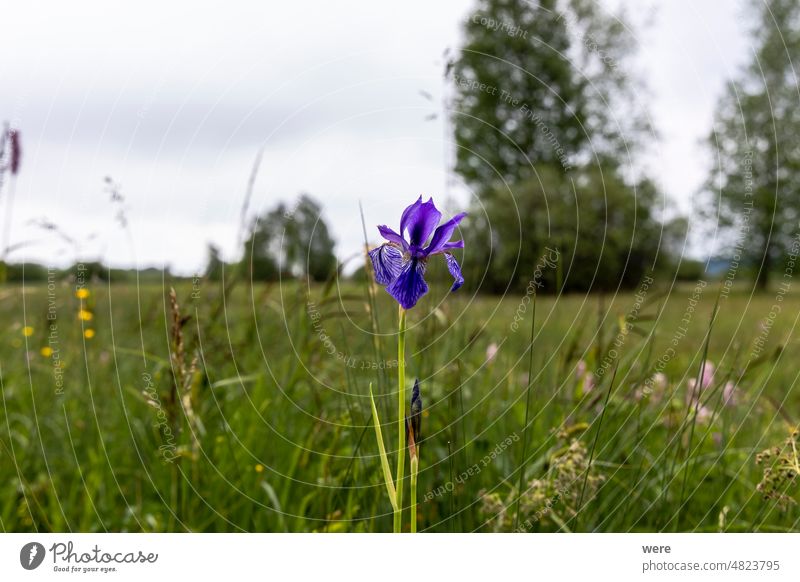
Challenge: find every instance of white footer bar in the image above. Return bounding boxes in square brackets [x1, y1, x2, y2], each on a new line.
[1, 533, 797, 581]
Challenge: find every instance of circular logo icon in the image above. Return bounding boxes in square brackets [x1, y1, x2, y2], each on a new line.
[20, 542, 46, 570]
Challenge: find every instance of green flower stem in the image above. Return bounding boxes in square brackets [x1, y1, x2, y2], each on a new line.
[394, 306, 407, 533]
[368, 384, 398, 512]
[410, 454, 418, 533]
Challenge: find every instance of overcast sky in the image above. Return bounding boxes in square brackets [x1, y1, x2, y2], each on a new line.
[0, 0, 750, 274]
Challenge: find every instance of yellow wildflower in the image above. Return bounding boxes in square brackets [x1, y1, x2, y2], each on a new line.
[41, 346, 53, 357]
[84, 329, 95, 339]
[78, 310, 93, 321]
[76, 288, 90, 299]
[254, 464, 264, 473]
[22, 326, 34, 337]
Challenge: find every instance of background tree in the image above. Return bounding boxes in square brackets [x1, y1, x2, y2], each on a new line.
[0, 123, 22, 282]
[241, 194, 337, 282]
[241, 210, 279, 281]
[451, 0, 647, 190]
[282, 195, 338, 282]
[462, 166, 662, 293]
[452, 0, 660, 292]
[703, 0, 800, 290]
[204, 243, 226, 281]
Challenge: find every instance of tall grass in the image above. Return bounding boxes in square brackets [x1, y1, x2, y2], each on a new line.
[0, 277, 798, 532]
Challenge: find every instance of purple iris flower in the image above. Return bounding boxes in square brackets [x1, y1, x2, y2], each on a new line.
[368, 196, 466, 309]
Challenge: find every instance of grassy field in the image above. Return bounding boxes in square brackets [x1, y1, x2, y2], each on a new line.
[1, 273, 799, 532]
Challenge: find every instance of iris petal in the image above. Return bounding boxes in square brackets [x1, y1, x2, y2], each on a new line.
[369, 197, 467, 309]
[405, 198, 442, 248]
[368, 244, 403, 286]
[399, 196, 423, 237]
[440, 240, 464, 251]
[444, 253, 464, 292]
[425, 212, 467, 256]
[377, 225, 407, 249]
[387, 257, 429, 309]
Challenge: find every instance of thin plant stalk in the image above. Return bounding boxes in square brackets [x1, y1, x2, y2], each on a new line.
[1, 179, 16, 261]
[675, 300, 719, 529]
[394, 306, 407, 533]
[514, 291, 536, 531]
[574, 362, 618, 530]
[447, 439, 454, 532]
[410, 454, 418, 533]
[407, 403, 421, 534]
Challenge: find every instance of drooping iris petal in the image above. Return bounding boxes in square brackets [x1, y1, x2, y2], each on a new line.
[368, 244, 403, 286]
[444, 253, 464, 291]
[425, 212, 467, 255]
[404, 198, 442, 248]
[387, 257, 429, 309]
[377, 225, 407, 249]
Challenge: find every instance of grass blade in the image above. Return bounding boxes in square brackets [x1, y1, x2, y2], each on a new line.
[369, 383, 398, 512]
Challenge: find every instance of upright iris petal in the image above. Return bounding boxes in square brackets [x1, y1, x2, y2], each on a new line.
[404, 198, 441, 249]
[425, 212, 466, 256]
[400, 196, 423, 236]
[369, 197, 466, 309]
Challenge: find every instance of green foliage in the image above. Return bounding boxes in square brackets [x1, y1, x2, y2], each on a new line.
[241, 194, 337, 282]
[1, 262, 50, 282]
[675, 259, 705, 282]
[0, 262, 166, 283]
[1, 279, 798, 532]
[703, 0, 800, 289]
[481, 435, 604, 531]
[241, 211, 279, 281]
[204, 244, 227, 281]
[462, 165, 662, 293]
[452, 0, 663, 293]
[452, 0, 646, 190]
[756, 428, 800, 510]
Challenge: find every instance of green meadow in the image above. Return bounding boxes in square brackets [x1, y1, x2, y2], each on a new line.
[1, 275, 798, 532]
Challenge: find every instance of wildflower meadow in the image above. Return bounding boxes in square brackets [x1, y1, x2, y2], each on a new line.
[2, 242, 799, 533]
